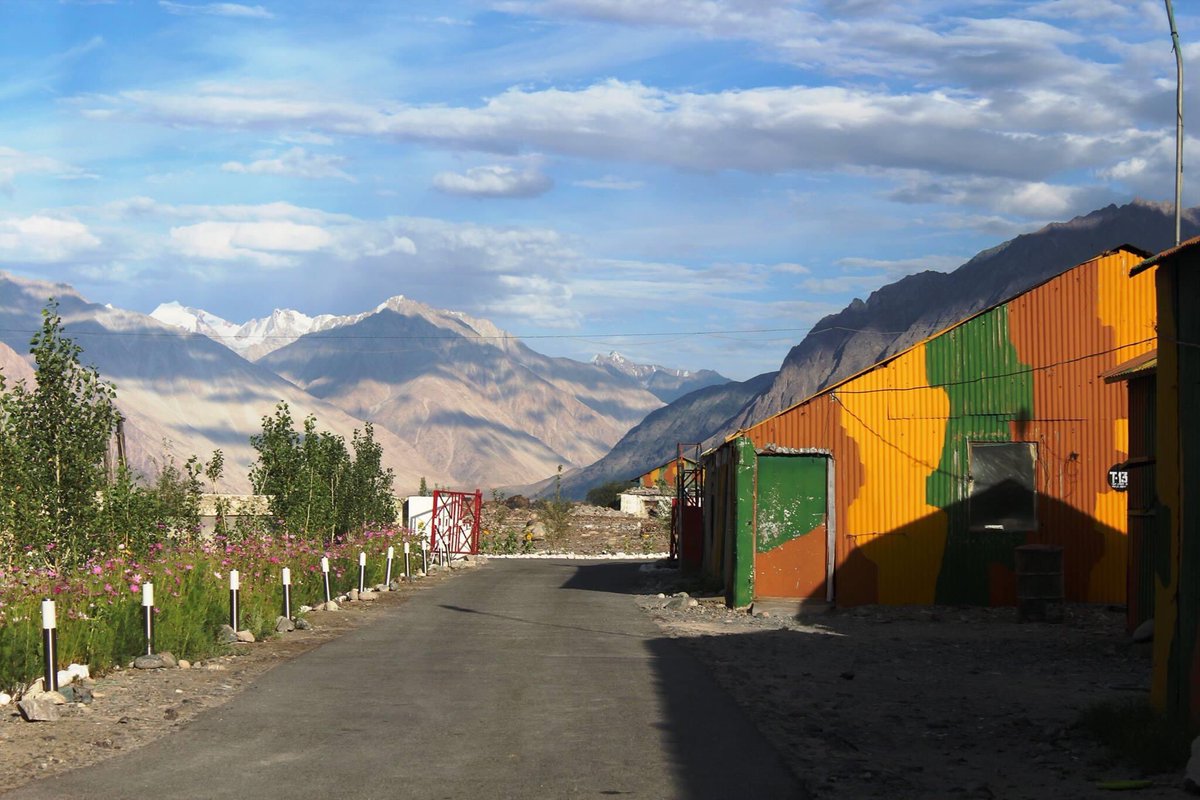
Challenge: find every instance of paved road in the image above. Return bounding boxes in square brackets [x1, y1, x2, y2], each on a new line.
[6, 559, 804, 799]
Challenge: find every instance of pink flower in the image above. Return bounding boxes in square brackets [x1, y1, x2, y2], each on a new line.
[129, 583, 140, 594]
[91, 565, 103, 575]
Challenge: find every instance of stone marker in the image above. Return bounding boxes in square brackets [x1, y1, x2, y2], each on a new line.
[359, 590, 378, 601]
[323, 601, 340, 612]
[17, 695, 59, 722]
[217, 624, 238, 645]
[134, 654, 170, 670]
[235, 630, 256, 643]
[59, 685, 93, 704]
[348, 589, 359, 602]
[178, 660, 191, 670]
[295, 617, 313, 631]
[275, 616, 296, 633]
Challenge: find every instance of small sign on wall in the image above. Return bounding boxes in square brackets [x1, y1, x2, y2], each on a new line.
[1108, 464, 1130, 492]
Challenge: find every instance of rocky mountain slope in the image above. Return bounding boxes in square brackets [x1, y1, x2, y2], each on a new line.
[591, 351, 730, 402]
[257, 297, 665, 488]
[528, 371, 778, 500]
[553, 199, 1196, 497]
[0, 275, 444, 494]
[724, 200, 1198, 438]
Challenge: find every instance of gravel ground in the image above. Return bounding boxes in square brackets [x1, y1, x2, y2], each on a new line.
[635, 563, 1185, 800]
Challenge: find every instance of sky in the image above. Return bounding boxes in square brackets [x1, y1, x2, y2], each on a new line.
[1, 0, 1197, 380]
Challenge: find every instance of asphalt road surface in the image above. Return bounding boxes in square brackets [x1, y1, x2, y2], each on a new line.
[5, 559, 805, 799]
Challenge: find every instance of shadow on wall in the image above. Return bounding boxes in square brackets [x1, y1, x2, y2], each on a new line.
[838, 487, 1125, 608]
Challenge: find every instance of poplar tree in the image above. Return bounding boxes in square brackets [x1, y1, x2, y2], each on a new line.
[0, 301, 119, 566]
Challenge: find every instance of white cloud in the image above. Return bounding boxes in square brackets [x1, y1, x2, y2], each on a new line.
[0, 146, 94, 191]
[90, 78, 1155, 183]
[573, 175, 645, 190]
[1028, 0, 1132, 20]
[169, 220, 333, 267]
[158, 2, 274, 19]
[432, 164, 552, 198]
[837, 254, 964, 275]
[221, 147, 354, 181]
[771, 262, 811, 275]
[886, 173, 1111, 219]
[0, 216, 101, 262]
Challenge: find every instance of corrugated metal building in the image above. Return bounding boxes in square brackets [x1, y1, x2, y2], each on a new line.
[633, 456, 694, 490]
[1128, 238, 1200, 723]
[704, 246, 1158, 608]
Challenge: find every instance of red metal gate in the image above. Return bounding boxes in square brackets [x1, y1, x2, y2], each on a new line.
[674, 443, 703, 569]
[429, 490, 482, 557]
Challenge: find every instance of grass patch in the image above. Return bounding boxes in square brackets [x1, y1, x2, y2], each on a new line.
[1078, 697, 1193, 774]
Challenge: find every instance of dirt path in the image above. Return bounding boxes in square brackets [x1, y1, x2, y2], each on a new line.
[637, 578, 1180, 800]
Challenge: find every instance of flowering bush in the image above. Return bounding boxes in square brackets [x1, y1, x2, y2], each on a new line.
[0, 523, 410, 693]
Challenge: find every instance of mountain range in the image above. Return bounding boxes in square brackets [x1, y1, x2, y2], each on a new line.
[1, 199, 1191, 501]
[591, 352, 729, 403]
[0, 287, 685, 494]
[546, 199, 1199, 499]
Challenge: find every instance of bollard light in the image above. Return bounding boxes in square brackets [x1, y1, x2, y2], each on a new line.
[320, 557, 331, 604]
[41, 599, 58, 692]
[281, 567, 292, 620]
[358, 551, 366, 594]
[385, 546, 394, 586]
[404, 540, 412, 581]
[229, 569, 240, 631]
[142, 582, 155, 655]
[421, 538, 428, 574]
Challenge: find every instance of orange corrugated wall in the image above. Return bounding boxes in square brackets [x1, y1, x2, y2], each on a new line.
[739, 248, 1156, 606]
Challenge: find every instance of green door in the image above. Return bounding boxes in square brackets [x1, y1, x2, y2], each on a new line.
[755, 454, 828, 600]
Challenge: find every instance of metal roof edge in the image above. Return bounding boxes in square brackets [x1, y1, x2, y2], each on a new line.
[1132, 235, 1200, 275]
[739, 245, 1149, 432]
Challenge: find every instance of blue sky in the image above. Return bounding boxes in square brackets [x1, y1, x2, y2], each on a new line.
[1, 0, 1196, 380]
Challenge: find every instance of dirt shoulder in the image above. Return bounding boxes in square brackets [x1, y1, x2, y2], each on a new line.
[636, 568, 1180, 800]
[0, 568, 459, 796]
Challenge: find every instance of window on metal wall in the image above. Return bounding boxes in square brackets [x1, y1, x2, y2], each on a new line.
[968, 442, 1038, 532]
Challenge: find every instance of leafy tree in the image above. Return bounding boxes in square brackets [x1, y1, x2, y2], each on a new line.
[0, 301, 120, 566]
[249, 403, 395, 543]
[418, 476, 429, 497]
[249, 402, 305, 528]
[345, 424, 396, 529]
[585, 480, 630, 510]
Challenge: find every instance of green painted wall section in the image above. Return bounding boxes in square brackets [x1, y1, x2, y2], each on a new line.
[925, 306, 1035, 605]
[756, 455, 826, 553]
[729, 437, 757, 608]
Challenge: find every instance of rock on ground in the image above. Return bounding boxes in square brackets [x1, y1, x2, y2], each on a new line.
[17, 695, 60, 722]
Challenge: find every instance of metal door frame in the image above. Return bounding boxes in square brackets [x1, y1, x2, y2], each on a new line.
[756, 446, 836, 603]
[429, 489, 483, 557]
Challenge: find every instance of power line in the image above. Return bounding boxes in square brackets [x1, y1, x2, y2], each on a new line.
[831, 338, 1157, 396]
[0, 323, 911, 343]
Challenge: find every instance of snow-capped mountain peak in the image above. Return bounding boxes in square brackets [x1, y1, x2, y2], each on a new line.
[591, 351, 728, 403]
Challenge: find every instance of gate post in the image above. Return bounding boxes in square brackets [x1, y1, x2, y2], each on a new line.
[729, 437, 757, 608]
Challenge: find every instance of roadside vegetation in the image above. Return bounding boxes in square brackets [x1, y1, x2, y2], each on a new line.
[0, 301, 403, 693]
